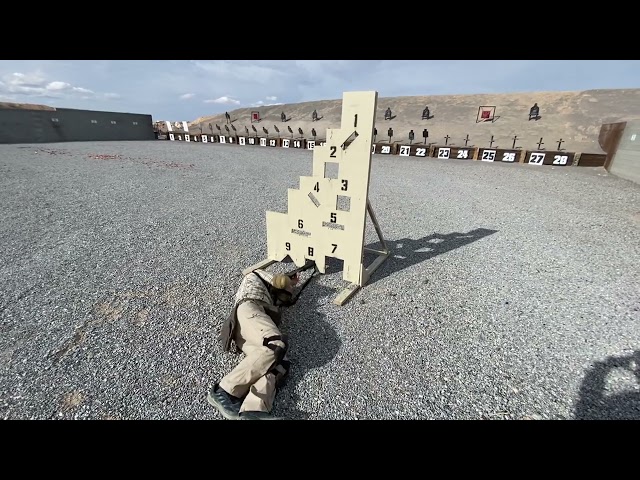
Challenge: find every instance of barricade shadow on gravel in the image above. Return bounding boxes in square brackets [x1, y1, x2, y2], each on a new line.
[574, 349, 640, 420]
[361, 227, 499, 286]
[270, 282, 342, 420]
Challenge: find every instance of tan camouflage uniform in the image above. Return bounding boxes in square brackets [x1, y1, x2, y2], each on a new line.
[219, 270, 288, 413]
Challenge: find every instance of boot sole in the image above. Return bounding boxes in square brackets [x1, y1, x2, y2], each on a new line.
[207, 391, 240, 420]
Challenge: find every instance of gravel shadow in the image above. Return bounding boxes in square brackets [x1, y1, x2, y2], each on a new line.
[363, 228, 499, 286]
[270, 281, 342, 419]
[574, 350, 640, 420]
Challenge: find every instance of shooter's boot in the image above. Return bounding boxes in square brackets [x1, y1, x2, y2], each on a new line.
[207, 383, 243, 420]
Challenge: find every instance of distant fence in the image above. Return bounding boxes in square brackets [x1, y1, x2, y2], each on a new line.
[0, 108, 155, 144]
[159, 132, 607, 168]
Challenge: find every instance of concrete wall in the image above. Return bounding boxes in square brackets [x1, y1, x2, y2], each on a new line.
[0, 107, 155, 144]
[609, 120, 640, 185]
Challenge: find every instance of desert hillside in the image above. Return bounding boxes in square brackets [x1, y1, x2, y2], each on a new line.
[163, 89, 640, 154]
[0, 102, 56, 111]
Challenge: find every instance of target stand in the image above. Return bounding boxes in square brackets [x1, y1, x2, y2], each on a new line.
[242, 90, 389, 306]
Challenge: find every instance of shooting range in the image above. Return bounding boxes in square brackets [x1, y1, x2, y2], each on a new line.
[4, 77, 640, 422]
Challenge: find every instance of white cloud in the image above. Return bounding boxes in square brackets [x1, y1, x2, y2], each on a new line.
[46, 81, 70, 91]
[265, 95, 277, 101]
[0, 71, 116, 102]
[204, 96, 240, 105]
[180, 93, 195, 100]
[250, 99, 283, 107]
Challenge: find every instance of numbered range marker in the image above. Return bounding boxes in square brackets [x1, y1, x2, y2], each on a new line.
[404, 145, 429, 157]
[478, 148, 521, 163]
[372, 144, 395, 155]
[280, 138, 306, 149]
[526, 150, 574, 166]
[432, 146, 473, 160]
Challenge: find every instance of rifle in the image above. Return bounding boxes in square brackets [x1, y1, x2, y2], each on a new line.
[276, 260, 319, 306]
[285, 259, 317, 279]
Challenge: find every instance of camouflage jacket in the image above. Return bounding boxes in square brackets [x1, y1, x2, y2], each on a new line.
[220, 269, 281, 353]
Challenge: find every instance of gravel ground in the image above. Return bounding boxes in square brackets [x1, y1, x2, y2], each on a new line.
[1, 140, 639, 420]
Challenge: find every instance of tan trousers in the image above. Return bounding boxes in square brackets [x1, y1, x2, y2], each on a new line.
[219, 300, 287, 413]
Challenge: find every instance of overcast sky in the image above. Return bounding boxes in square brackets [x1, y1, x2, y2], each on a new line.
[1, 60, 638, 121]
